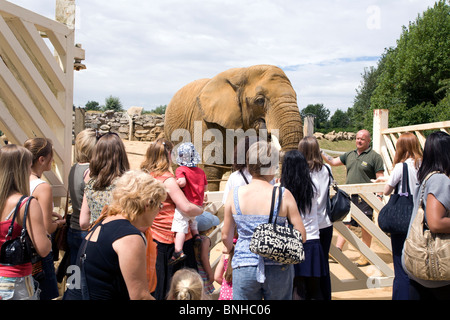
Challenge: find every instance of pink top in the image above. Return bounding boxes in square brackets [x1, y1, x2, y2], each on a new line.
[218, 257, 233, 300]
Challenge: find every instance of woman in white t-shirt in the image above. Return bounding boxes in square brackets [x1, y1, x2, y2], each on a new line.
[298, 136, 333, 300]
[381, 132, 422, 300]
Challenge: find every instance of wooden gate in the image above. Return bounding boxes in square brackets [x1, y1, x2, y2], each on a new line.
[0, 0, 83, 197]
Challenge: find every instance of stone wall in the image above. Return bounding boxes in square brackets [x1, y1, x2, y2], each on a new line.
[83, 110, 165, 141]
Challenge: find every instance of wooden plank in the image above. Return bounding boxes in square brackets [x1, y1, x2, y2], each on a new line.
[0, 15, 65, 126]
[0, 60, 64, 156]
[0, 0, 70, 36]
[382, 121, 450, 134]
[11, 18, 65, 91]
[0, 98, 29, 145]
[414, 130, 426, 150]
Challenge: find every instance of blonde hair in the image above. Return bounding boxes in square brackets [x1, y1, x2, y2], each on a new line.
[247, 140, 279, 177]
[167, 268, 207, 300]
[140, 138, 174, 177]
[93, 170, 167, 225]
[75, 129, 97, 163]
[0, 145, 33, 213]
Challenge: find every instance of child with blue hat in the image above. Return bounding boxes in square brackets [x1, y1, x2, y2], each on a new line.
[169, 142, 208, 265]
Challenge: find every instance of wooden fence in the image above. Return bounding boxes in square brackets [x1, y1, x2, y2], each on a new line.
[0, 0, 84, 201]
[205, 110, 450, 295]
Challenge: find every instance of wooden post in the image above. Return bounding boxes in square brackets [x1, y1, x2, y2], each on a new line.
[303, 115, 315, 137]
[372, 109, 388, 154]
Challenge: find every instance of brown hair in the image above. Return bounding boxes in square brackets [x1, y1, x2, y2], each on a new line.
[298, 136, 323, 172]
[89, 133, 130, 190]
[393, 132, 423, 169]
[0, 145, 33, 213]
[140, 138, 174, 177]
[246, 140, 279, 177]
[23, 137, 53, 165]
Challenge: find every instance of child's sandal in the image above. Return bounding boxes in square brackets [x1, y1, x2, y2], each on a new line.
[168, 251, 186, 265]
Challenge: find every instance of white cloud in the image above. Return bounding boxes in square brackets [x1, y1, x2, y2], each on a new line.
[6, 0, 439, 113]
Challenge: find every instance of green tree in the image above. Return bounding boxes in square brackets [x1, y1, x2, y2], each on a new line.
[329, 108, 351, 129]
[103, 95, 123, 112]
[85, 100, 100, 111]
[300, 103, 330, 129]
[150, 105, 167, 115]
[370, 0, 450, 127]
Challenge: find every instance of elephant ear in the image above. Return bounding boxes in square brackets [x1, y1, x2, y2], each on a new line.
[198, 68, 244, 130]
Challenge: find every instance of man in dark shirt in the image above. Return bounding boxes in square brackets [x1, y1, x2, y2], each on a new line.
[321, 129, 384, 266]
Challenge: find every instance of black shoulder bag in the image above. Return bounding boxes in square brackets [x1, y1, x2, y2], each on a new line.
[0, 196, 40, 266]
[325, 166, 351, 222]
[249, 186, 304, 264]
[378, 163, 414, 234]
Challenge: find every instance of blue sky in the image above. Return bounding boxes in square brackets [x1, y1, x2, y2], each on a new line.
[6, 0, 438, 114]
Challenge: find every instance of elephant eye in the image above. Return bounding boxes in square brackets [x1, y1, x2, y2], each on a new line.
[255, 97, 265, 106]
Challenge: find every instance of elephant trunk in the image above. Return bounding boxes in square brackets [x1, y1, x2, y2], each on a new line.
[266, 96, 303, 151]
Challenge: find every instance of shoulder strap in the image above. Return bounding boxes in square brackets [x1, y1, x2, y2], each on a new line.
[399, 162, 411, 196]
[324, 165, 334, 185]
[5, 195, 28, 239]
[239, 169, 249, 184]
[20, 196, 34, 236]
[419, 171, 440, 204]
[268, 186, 277, 223]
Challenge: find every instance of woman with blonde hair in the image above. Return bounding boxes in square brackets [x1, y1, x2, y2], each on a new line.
[167, 268, 207, 300]
[24, 137, 64, 300]
[64, 170, 167, 300]
[0, 145, 51, 300]
[381, 132, 422, 300]
[67, 129, 97, 267]
[140, 138, 203, 300]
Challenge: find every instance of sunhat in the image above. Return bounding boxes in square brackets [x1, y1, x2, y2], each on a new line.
[195, 211, 220, 232]
[176, 142, 201, 167]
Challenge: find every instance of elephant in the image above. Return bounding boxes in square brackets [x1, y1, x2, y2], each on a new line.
[164, 64, 303, 191]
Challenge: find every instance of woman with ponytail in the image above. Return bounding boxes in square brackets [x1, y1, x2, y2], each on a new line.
[140, 138, 203, 300]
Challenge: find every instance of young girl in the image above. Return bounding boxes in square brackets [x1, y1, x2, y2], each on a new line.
[214, 235, 236, 300]
[170, 142, 207, 264]
[281, 150, 328, 300]
[167, 268, 208, 300]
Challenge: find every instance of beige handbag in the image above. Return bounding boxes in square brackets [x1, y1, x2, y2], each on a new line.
[403, 171, 450, 281]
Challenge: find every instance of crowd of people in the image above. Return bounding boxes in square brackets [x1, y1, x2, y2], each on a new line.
[0, 128, 449, 300]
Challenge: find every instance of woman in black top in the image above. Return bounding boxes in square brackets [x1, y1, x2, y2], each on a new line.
[64, 170, 166, 300]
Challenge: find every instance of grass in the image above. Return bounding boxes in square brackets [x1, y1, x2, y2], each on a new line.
[318, 139, 355, 185]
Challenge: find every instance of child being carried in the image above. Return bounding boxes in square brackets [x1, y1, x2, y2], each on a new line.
[169, 142, 208, 265]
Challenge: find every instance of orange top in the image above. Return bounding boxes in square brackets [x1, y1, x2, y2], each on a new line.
[149, 171, 192, 244]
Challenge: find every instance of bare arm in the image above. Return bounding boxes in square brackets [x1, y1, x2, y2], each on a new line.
[79, 194, 91, 230]
[33, 182, 63, 234]
[200, 237, 214, 283]
[222, 190, 236, 253]
[164, 177, 203, 218]
[177, 177, 186, 188]
[26, 198, 52, 258]
[321, 150, 343, 167]
[425, 194, 450, 234]
[113, 234, 154, 300]
[214, 255, 226, 285]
